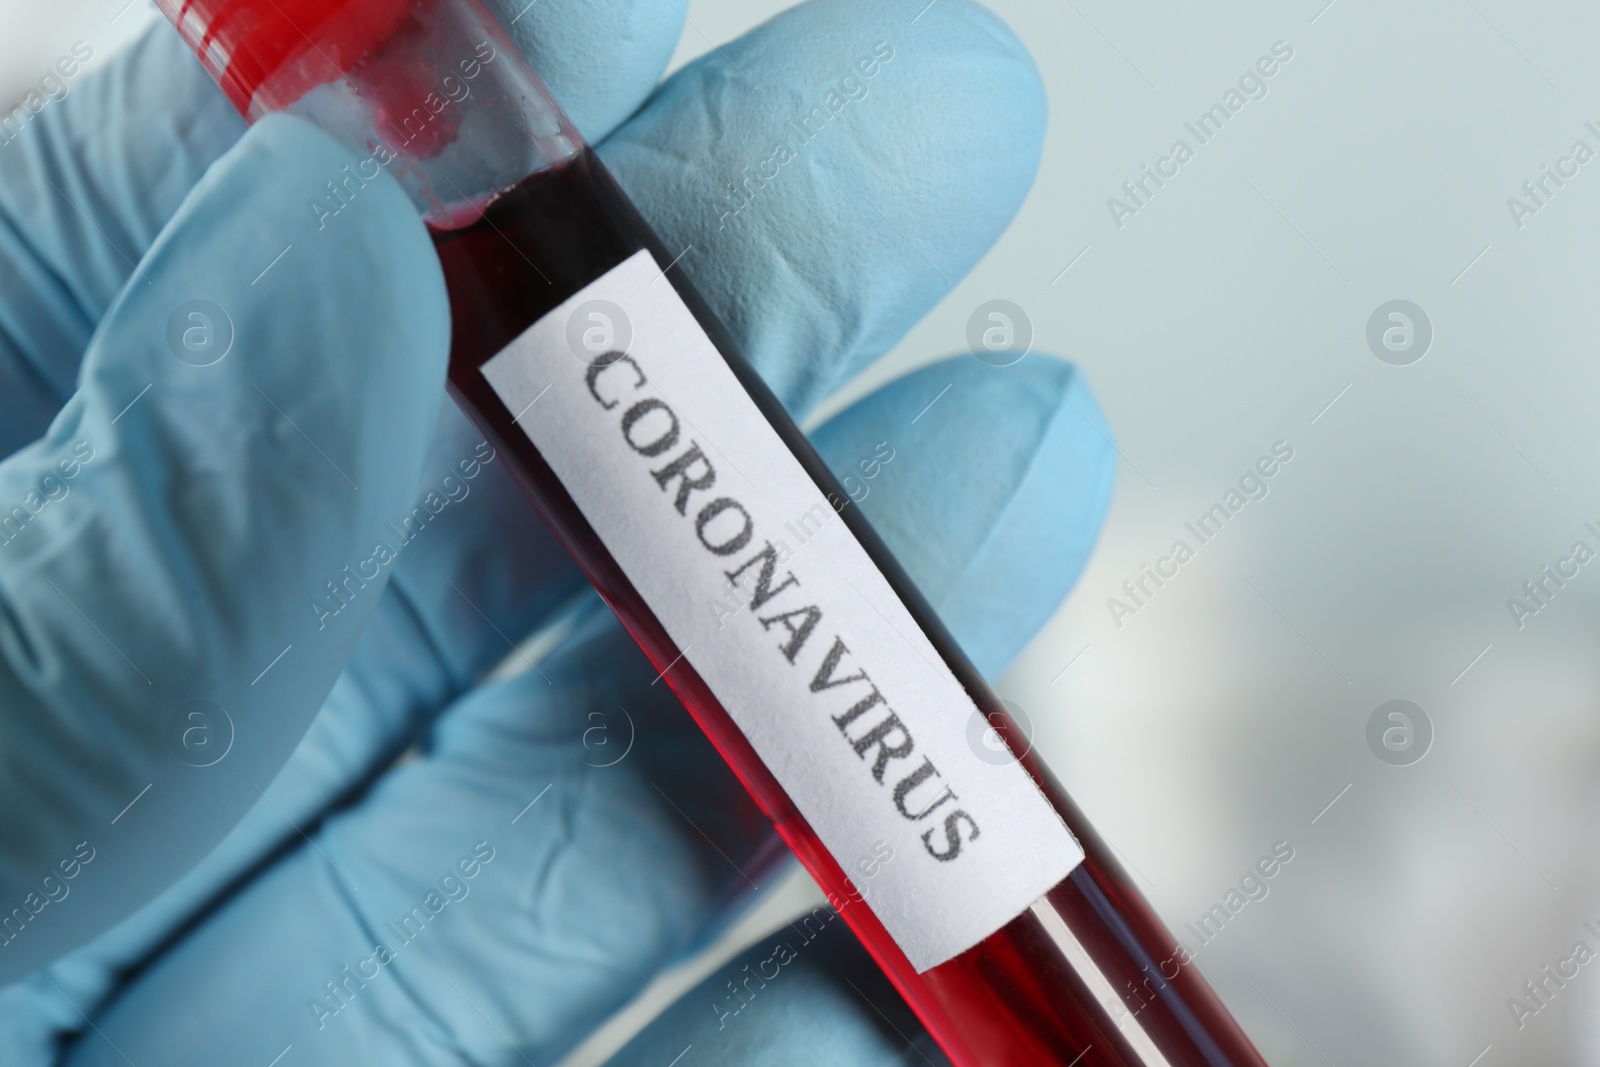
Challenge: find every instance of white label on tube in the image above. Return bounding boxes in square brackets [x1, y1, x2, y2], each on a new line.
[482, 249, 1083, 972]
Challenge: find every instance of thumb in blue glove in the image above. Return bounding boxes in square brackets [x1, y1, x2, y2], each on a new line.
[0, 110, 449, 979]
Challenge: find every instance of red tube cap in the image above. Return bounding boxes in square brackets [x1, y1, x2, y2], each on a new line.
[157, 0, 413, 117]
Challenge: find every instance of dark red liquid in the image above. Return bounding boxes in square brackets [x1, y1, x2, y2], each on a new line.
[430, 147, 1269, 1067]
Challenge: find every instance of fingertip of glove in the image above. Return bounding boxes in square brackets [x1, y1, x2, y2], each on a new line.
[915, 0, 1049, 165]
[813, 355, 1115, 678]
[598, 0, 1051, 420]
[487, 0, 685, 143]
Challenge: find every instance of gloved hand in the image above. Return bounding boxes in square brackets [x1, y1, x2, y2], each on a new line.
[0, 1, 1116, 1063]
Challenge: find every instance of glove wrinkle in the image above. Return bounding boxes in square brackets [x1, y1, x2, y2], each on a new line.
[0, 112, 450, 982]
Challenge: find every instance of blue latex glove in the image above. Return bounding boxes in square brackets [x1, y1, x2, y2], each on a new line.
[0, 0, 1116, 1063]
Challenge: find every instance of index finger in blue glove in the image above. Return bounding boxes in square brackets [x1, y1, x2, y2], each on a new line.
[0, 113, 449, 982]
[347, 0, 1059, 767]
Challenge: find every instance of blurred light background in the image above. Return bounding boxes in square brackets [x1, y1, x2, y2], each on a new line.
[10, 2, 1600, 1065]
